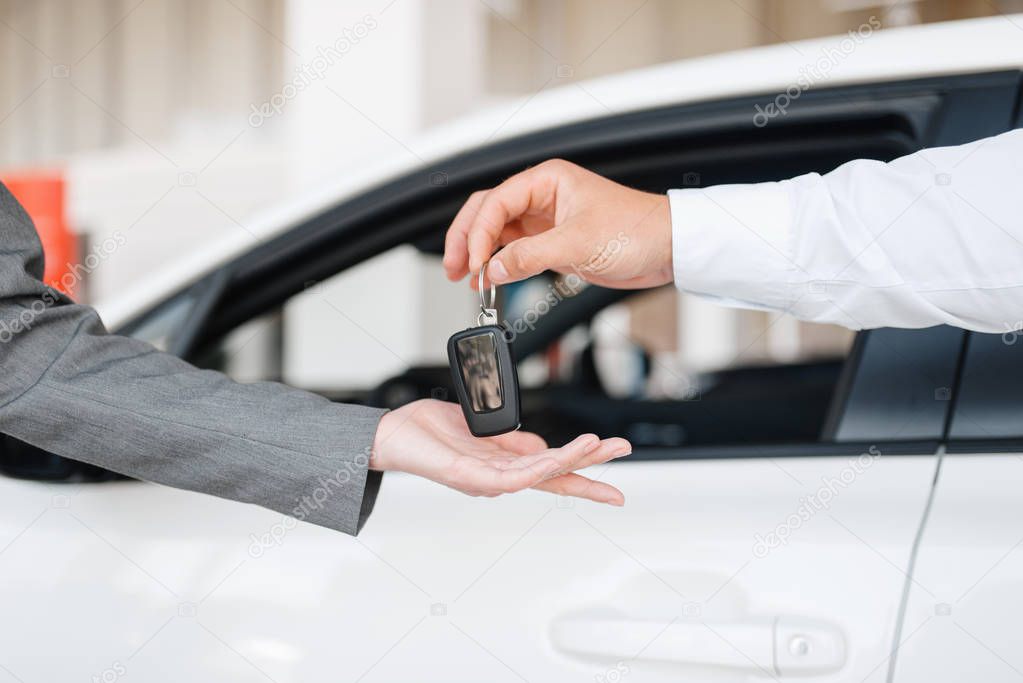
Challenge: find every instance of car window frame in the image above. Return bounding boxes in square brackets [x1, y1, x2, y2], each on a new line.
[946, 331, 1023, 453]
[114, 69, 1019, 463]
[7, 74, 1021, 481]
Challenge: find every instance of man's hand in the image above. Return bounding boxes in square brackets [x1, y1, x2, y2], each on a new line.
[370, 399, 630, 504]
[443, 159, 672, 289]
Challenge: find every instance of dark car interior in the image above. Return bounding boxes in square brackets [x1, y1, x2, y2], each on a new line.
[2, 69, 1020, 479]
[365, 278, 849, 453]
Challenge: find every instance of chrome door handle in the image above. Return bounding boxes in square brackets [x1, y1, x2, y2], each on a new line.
[551, 615, 845, 676]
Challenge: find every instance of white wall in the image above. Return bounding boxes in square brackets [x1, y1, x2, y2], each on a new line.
[280, 0, 483, 388]
[2, 0, 484, 389]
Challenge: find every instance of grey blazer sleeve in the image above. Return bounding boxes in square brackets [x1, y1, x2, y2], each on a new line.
[0, 182, 386, 535]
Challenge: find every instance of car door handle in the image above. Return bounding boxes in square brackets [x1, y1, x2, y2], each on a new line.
[550, 615, 845, 676]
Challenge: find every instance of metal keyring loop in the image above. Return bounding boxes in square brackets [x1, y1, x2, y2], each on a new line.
[478, 261, 496, 314]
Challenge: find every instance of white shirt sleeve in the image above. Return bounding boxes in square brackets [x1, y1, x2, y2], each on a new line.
[669, 128, 1023, 333]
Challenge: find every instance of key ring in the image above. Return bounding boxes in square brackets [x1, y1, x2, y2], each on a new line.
[448, 259, 521, 436]
[478, 262, 498, 326]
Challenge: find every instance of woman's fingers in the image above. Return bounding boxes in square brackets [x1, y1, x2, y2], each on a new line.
[490, 429, 548, 455]
[448, 429, 630, 500]
[510, 435, 631, 474]
[458, 433, 598, 495]
[468, 455, 626, 502]
[485, 435, 630, 495]
[491, 433, 630, 477]
[510, 433, 601, 473]
[466, 456, 562, 494]
[533, 472, 624, 505]
[570, 437, 632, 470]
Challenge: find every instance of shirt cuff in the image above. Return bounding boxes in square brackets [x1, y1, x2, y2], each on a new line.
[669, 182, 798, 313]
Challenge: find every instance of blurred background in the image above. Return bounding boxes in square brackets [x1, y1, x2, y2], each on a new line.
[2, 0, 1020, 399]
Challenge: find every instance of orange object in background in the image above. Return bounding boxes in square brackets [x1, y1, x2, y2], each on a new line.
[2, 172, 78, 298]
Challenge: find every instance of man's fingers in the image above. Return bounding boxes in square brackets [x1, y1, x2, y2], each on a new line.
[465, 164, 561, 275]
[443, 190, 487, 280]
[489, 226, 577, 284]
[533, 473, 624, 505]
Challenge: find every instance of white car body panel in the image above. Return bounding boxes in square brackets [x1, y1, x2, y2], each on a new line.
[1, 455, 935, 682]
[893, 453, 1023, 681]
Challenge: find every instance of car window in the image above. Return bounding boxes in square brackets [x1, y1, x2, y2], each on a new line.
[124, 290, 198, 352]
[502, 274, 856, 450]
[829, 326, 964, 443]
[282, 245, 472, 393]
[195, 247, 856, 453]
[948, 331, 1023, 443]
[134, 75, 1014, 457]
[192, 247, 472, 400]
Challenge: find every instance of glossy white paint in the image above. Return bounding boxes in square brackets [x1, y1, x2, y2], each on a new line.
[94, 14, 1023, 331]
[892, 453, 1023, 682]
[0, 454, 936, 681]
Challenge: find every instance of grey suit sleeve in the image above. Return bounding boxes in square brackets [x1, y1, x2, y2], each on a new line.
[0, 183, 386, 535]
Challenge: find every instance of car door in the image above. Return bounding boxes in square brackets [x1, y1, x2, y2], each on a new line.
[873, 95, 1023, 683]
[891, 330, 1023, 683]
[0, 71, 1018, 683]
[0, 295, 957, 683]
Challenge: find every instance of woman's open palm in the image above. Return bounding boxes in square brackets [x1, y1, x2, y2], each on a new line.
[370, 399, 630, 504]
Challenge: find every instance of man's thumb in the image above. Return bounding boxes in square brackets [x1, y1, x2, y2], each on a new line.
[489, 229, 573, 284]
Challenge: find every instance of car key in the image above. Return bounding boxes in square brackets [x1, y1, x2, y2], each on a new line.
[447, 262, 521, 437]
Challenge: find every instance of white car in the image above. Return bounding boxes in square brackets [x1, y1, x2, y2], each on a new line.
[2, 15, 1022, 683]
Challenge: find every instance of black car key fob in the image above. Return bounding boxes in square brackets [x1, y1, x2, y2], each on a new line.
[447, 263, 520, 437]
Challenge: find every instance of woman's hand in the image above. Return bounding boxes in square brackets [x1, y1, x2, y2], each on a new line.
[369, 399, 631, 504]
[443, 159, 672, 289]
